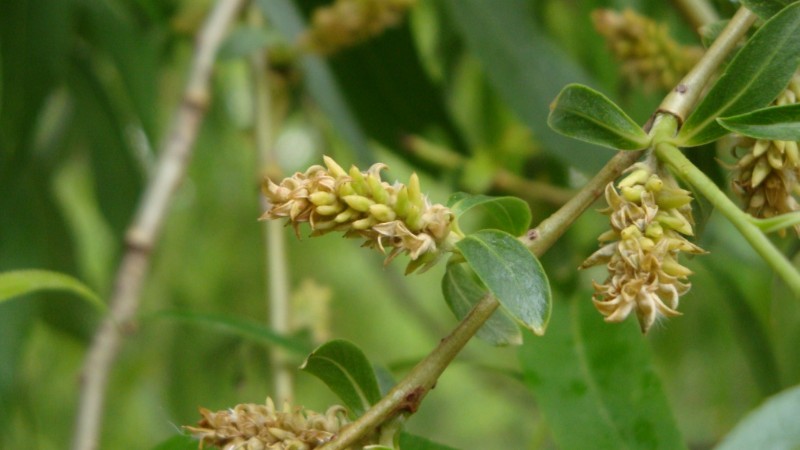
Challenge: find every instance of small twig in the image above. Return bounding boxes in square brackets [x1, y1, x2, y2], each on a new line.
[671, 0, 720, 31]
[658, 7, 756, 124]
[71, 2, 246, 449]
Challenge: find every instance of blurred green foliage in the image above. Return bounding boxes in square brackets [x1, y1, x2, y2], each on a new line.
[1, 0, 799, 449]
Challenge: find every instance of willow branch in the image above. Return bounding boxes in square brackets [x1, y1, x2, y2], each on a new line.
[658, 7, 756, 124]
[319, 7, 762, 450]
[71, 2, 246, 449]
[672, 0, 720, 31]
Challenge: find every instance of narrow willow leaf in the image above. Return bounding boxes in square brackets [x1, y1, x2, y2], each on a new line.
[455, 230, 551, 335]
[718, 103, 800, 141]
[740, 0, 797, 19]
[447, 193, 532, 236]
[716, 385, 800, 449]
[0, 269, 104, 312]
[519, 293, 686, 450]
[301, 339, 381, 416]
[442, 262, 523, 346]
[548, 84, 650, 150]
[399, 432, 459, 450]
[677, 2, 800, 146]
[146, 310, 311, 355]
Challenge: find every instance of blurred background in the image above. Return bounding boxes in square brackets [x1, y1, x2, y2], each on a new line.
[1, 0, 798, 448]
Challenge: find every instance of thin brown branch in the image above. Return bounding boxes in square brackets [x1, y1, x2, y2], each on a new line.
[71, 2, 246, 449]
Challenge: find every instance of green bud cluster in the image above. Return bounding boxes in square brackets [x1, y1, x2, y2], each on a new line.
[260, 156, 453, 274]
[733, 72, 800, 235]
[300, 0, 416, 55]
[592, 8, 702, 92]
[581, 163, 705, 334]
[186, 397, 369, 449]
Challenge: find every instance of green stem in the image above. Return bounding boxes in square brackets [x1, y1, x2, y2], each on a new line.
[658, 7, 757, 123]
[671, 0, 720, 31]
[318, 293, 500, 450]
[654, 141, 800, 296]
[522, 150, 643, 256]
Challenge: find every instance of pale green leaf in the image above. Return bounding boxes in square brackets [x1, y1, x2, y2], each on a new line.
[442, 262, 523, 346]
[447, 193, 532, 236]
[716, 385, 800, 450]
[301, 339, 381, 416]
[548, 83, 650, 150]
[0, 269, 104, 312]
[455, 230, 551, 335]
[740, 0, 797, 19]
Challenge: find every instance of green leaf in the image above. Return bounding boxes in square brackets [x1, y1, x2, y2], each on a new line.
[548, 84, 650, 150]
[717, 103, 800, 141]
[455, 230, 551, 335]
[447, 193, 532, 236]
[301, 339, 381, 416]
[740, 0, 797, 19]
[442, 0, 608, 172]
[150, 434, 197, 450]
[750, 211, 800, 233]
[0, 270, 104, 312]
[716, 385, 800, 449]
[442, 262, 523, 346]
[519, 293, 685, 450]
[399, 432, 460, 450]
[145, 310, 311, 355]
[677, 2, 800, 146]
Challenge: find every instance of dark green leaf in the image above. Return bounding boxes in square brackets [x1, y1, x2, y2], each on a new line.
[150, 434, 198, 450]
[0, 270, 104, 312]
[519, 293, 685, 450]
[455, 230, 551, 335]
[442, 262, 522, 346]
[716, 385, 800, 449]
[301, 339, 381, 416]
[399, 432, 460, 450]
[442, 0, 608, 172]
[447, 193, 532, 236]
[548, 84, 650, 150]
[146, 310, 311, 355]
[677, 2, 800, 146]
[740, 0, 797, 19]
[717, 103, 800, 140]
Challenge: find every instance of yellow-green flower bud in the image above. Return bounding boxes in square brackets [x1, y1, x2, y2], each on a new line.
[349, 166, 368, 196]
[408, 172, 423, 208]
[316, 202, 345, 216]
[618, 168, 650, 188]
[343, 195, 375, 212]
[323, 155, 347, 178]
[367, 174, 390, 204]
[394, 186, 410, 217]
[369, 204, 397, 222]
[352, 216, 376, 230]
[309, 191, 337, 206]
[335, 208, 359, 223]
[621, 185, 646, 202]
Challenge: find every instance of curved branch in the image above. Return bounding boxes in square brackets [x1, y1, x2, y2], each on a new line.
[71, 2, 246, 449]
